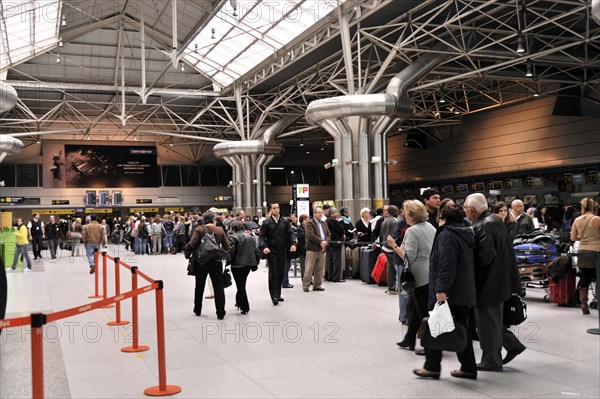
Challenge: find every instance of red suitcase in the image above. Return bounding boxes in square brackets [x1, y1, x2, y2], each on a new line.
[371, 253, 388, 285]
[549, 268, 576, 306]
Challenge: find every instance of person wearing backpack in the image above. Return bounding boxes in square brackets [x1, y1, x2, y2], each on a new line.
[184, 210, 230, 320]
[228, 221, 260, 314]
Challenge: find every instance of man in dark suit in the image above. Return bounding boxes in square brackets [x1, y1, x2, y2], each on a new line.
[259, 203, 297, 305]
[464, 193, 526, 371]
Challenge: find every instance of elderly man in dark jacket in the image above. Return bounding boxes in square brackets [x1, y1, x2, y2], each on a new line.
[464, 193, 525, 372]
[260, 203, 297, 305]
[413, 205, 477, 380]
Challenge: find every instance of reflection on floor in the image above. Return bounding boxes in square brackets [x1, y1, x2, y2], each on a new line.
[1, 245, 599, 398]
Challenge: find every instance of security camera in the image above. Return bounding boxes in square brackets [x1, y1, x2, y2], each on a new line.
[324, 162, 332, 170]
[0, 180, 4, 187]
[387, 159, 398, 166]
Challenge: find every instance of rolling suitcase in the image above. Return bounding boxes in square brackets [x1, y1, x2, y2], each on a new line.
[345, 247, 360, 279]
[360, 247, 380, 284]
[549, 268, 576, 306]
[371, 253, 388, 285]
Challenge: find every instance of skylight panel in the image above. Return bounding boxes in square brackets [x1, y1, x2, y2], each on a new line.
[0, 0, 61, 71]
[182, 0, 347, 89]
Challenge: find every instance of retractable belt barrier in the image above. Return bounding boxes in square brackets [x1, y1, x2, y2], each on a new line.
[0, 248, 182, 398]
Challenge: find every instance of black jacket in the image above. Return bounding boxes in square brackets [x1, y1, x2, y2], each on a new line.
[355, 219, 371, 243]
[472, 211, 521, 307]
[259, 216, 296, 254]
[326, 217, 346, 246]
[428, 222, 476, 308]
[296, 225, 306, 257]
[229, 231, 259, 268]
[45, 222, 61, 240]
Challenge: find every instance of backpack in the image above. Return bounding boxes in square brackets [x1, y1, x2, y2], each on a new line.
[194, 226, 221, 266]
[546, 256, 572, 283]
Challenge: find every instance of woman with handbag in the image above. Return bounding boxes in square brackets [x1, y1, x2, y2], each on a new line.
[228, 221, 260, 314]
[388, 200, 436, 353]
[184, 210, 230, 320]
[411, 205, 478, 380]
[570, 198, 600, 315]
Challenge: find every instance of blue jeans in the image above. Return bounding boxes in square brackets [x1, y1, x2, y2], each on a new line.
[12, 244, 32, 269]
[163, 233, 173, 249]
[135, 238, 148, 255]
[85, 243, 100, 266]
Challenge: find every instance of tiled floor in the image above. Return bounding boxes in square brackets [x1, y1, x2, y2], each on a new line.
[1, 244, 599, 398]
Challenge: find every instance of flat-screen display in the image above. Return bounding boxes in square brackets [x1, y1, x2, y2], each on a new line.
[571, 173, 585, 184]
[85, 191, 96, 206]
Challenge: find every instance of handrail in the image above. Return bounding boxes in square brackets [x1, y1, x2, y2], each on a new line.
[0, 249, 182, 398]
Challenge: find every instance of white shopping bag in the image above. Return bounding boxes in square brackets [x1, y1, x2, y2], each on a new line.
[427, 301, 455, 338]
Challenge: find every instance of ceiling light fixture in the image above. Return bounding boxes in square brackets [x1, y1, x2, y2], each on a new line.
[58, 37, 63, 47]
[525, 63, 533, 77]
[180, 61, 185, 71]
[194, 43, 198, 53]
[516, 37, 525, 53]
[36, 137, 40, 144]
[133, 133, 138, 141]
[86, 133, 91, 141]
[320, 146, 324, 151]
[439, 97, 446, 103]
[61, 16, 67, 26]
[56, 55, 61, 63]
[169, 139, 174, 146]
[211, 28, 216, 40]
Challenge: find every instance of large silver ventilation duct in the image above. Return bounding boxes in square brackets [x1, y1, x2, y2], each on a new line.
[305, 44, 450, 208]
[0, 135, 24, 163]
[213, 141, 283, 158]
[593, 0, 600, 24]
[263, 115, 300, 146]
[0, 82, 18, 114]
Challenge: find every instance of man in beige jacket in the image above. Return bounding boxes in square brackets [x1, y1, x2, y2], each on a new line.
[83, 214, 104, 274]
[303, 208, 330, 292]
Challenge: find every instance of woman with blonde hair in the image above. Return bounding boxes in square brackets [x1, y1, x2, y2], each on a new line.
[388, 200, 436, 352]
[70, 217, 84, 257]
[571, 198, 600, 314]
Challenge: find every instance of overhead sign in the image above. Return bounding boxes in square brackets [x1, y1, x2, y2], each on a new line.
[157, 196, 180, 203]
[296, 184, 310, 198]
[1, 197, 41, 205]
[85, 208, 113, 214]
[52, 200, 70, 205]
[165, 207, 184, 213]
[213, 195, 233, 202]
[136, 199, 152, 204]
[130, 208, 159, 213]
[33, 209, 75, 215]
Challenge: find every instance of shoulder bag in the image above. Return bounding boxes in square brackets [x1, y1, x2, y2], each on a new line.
[400, 254, 416, 293]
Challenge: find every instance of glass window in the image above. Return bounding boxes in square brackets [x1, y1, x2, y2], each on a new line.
[161, 166, 181, 186]
[0, 1, 62, 70]
[181, 165, 200, 186]
[0, 164, 16, 187]
[181, 0, 346, 88]
[17, 164, 38, 187]
[199, 166, 218, 186]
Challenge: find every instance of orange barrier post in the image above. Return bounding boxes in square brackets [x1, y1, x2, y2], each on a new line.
[100, 252, 114, 309]
[144, 281, 181, 396]
[107, 257, 129, 326]
[31, 313, 46, 399]
[122, 267, 149, 353]
[88, 248, 102, 299]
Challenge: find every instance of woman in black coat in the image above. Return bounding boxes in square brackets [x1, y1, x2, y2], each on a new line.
[413, 205, 478, 380]
[355, 207, 372, 244]
[228, 221, 259, 314]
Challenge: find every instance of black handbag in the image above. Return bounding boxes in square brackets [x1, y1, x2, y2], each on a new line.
[399, 256, 416, 293]
[222, 267, 232, 288]
[187, 259, 195, 276]
[420, 317, 468, 353]
[503, 294, 527, 325]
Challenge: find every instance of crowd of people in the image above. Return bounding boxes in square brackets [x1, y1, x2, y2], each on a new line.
[6, 192, 598, 380]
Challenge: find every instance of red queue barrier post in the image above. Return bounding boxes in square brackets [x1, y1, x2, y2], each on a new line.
[31, 313, 46, 399]
[100, 252, 114, 309]
[107, 257, 129, 326]
[122, 267, 149, 353]
[89, 248, 102, 299]
[144, 281, 181, 396]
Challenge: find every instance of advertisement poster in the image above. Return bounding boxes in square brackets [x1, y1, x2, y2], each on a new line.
[42, 143, 159, 188]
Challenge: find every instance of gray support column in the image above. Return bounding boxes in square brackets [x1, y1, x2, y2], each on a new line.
[357, 117, 371, 211]
[333, 133, 343, 206]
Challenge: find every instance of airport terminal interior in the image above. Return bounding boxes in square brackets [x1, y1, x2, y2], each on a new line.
[1, 0, 600, 398]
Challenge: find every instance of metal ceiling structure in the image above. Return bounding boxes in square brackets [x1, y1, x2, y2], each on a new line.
[1, 0, 599, 164]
